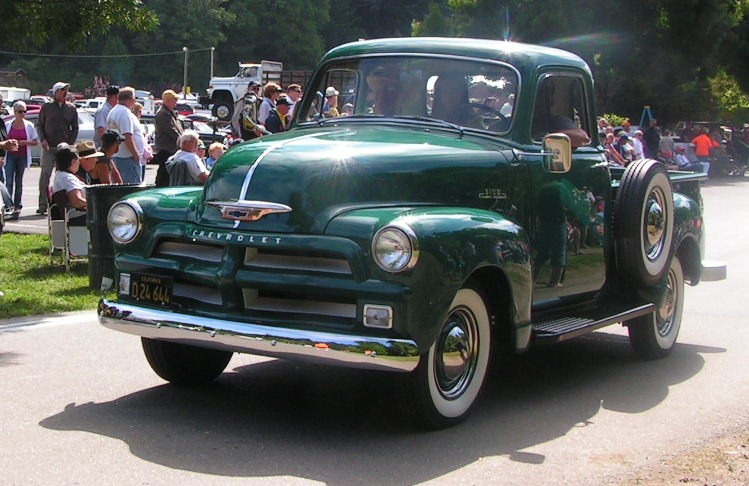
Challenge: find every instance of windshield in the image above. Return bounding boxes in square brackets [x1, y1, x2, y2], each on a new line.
[298, 56, 518, 134]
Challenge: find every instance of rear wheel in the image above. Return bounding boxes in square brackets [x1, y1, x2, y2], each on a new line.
[401, 283, 492, 429]
[627, 257, 684, 359]
[141, 338, 233, 385]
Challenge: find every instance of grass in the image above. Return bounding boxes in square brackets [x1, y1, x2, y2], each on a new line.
[0, 233, 110, 320]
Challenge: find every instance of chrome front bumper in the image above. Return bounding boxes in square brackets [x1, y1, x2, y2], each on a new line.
[98, 300, 419, 372]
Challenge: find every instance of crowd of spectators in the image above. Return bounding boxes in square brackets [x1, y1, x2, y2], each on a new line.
[594, 116, 743, 176]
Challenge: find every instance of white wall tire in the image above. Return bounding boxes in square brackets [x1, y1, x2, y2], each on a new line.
[403, 283, 492, 429]
[627, 257, 684, 359]
[614, 159, 674, 287]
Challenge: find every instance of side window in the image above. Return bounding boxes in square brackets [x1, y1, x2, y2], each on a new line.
[532, 74, 591, 143]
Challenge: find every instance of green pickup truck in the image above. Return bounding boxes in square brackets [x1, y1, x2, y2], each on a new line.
[98, 37, 721, 429]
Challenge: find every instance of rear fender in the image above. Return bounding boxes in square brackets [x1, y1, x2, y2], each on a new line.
[672, 192, 703, 284]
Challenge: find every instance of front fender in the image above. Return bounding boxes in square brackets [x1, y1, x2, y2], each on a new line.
[116, 187, 203, 255]
[326, 206, 531, 349]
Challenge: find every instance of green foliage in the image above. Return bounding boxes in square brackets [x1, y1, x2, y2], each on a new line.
[100, 37, 135, 87]
[2, 0, 749, 124]
[409, 0, 749, 125]
[0, 0, 158, 49]
[711, 70, 749, 124]
[413, 3, 453, 37]
[601, 113, 629, 128]
[0, 234, 108, 320]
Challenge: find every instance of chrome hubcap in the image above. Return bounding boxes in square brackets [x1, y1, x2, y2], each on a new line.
[435, 307, 478, 399]
[216, 105, 230, 119]
[657, 266, 678, 336]
[645, 188, 667, 261]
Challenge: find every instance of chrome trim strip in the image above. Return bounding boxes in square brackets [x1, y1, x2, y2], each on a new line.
[98, 299, 418, 372]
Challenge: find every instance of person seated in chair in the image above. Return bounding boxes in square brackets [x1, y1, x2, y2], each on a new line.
[51, 144, 87, 225]
[165, 130, 209, 186]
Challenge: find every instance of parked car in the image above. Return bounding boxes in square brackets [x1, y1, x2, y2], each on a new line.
[185, 113, 215, 123]
[77, 97, 107, 115]
[6, 99, 42, 114]
[192, 119, 231, 146]
[3, 108, 95, 164]
[175, 103, 195, 116]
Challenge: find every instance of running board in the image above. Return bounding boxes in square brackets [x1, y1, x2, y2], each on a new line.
[532, 303, 656, 344]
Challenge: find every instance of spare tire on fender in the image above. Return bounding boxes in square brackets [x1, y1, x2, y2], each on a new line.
[613, 158, 674, 287]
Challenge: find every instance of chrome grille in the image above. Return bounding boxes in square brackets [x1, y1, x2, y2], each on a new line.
[244, 248, 352, 274]
[156, 241, 223, 262]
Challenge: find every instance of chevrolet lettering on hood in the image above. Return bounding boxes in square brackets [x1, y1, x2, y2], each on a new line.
[206, 200, 292, 222]
[190, 229, 282, 245]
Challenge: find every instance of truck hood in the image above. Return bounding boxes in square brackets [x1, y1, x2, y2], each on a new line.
[209, 76, 244, 86]
[200, 125, 512, 234]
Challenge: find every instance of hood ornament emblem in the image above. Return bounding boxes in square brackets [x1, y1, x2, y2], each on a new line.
[207, 200, 292, 222]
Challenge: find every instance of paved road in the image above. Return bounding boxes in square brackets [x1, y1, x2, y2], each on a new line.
[0, 179, 746, 485]
[2, 164, 158, 235]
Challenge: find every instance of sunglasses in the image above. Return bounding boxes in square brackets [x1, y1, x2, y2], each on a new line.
[16, 110, 26, 113]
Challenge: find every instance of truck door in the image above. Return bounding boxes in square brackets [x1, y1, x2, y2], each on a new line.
[529, 73, 609, 303]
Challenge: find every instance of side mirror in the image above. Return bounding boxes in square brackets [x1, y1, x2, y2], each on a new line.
[543, 133, 572, 173]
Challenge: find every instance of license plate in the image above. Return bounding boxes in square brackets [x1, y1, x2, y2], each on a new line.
[130, 273, 173, 306]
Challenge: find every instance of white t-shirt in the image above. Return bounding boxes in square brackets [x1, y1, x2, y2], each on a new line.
[107, 104, 145, 159]
[52, 170, 85, 194]
[259, 97, 275, 124]
[173, 149, 208, 183]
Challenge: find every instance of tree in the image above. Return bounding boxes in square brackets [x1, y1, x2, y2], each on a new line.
[249, 0, 330, 69]
[123, 0, 235, 92]
[0, 0, 158, 49]
[412, 2, 452, 37]
[100, 37, 135, 87]
[326, 0, 433, 48]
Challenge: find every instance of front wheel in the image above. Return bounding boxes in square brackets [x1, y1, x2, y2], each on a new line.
[401, 284, 492, 429]
[627, 257, 684, 359]
[141, 338, 233, 385]
[212, 97, 234, 122]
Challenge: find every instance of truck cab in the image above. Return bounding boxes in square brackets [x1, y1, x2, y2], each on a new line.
[204, 60, 283, 121]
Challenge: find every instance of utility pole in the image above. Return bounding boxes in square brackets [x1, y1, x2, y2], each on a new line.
[210, 47, 215, 80]
[183, 47, 188, 99]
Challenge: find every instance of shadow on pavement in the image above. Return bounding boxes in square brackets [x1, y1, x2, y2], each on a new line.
[39, 333, 724, 485]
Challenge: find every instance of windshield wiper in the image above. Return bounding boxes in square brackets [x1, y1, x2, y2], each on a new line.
[394, 115, 465, 137]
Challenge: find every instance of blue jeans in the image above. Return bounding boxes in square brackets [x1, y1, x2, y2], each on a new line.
[4, 153, 26, 209]
[113, 156, 142, 184]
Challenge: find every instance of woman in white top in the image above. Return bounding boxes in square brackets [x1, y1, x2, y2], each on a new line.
[52, 144, 87, 225]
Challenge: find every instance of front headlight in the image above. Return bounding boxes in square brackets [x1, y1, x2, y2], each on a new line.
[372, 224, 419, 272]
[108, 201, 142, 244]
